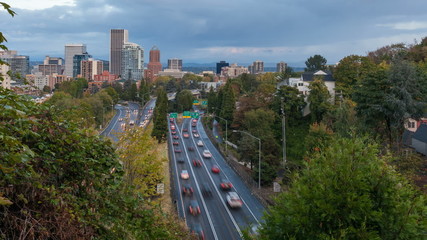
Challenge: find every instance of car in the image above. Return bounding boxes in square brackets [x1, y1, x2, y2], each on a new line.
[197, 140, 204, 147]
[129, 120, 135, 125]
[201, 183, 212, 197]
[171, 125, 176, 130]
[183, 133, 190, 138]
[192, 129, 197, 133]
[182, 184, 193, 196]
[191, 224, 205, 240]
[202, 150, 212, 158]
[192, 159, 202, 167]
[172, 141, 179, 145]
[220, 179, 233, 190]
[211, 165, 220, 173]
[183, 128, 188, 132]
[177, 158, 185, 164]
[181, 170, 189, 179]
[192, 118, 198, 123]
[193, 133, 200, 138]
[173, 135, 179, 140]
[192, 123, 197, 127]
[171, 131, 177, 135]
[174, 148, 182, 153]
[188, 146, 194, 151]
[119, 118, 123, 121]
[169, 118, 174, 123]
[188, 200, 201, 216]
[226, 192, 243, 208]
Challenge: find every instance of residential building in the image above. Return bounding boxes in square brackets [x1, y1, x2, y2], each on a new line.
[121, 42, 144, 81]
[167, 58, 182, 71]
[157, 69, 186, 79]
[410, 124, 427, 155]
[48, 74, 69, 90]
[81, 58, 103, 81]
[110, 29, 129, 76]
[0, 50, 30, 80]
[90, 71, 118, 89]
[64, 44, 86, 77]
[145, 46, 162, 82]
[37, 56, 64, 76]
[277, 61, 287, 72]
[73, 52, 92, 78]
[221, 63, 249, 78]
[216, 61, 229, 74]
[32, 72, 49, 90]
[0, 63, 11, 89]
[249, 60, 264, 74]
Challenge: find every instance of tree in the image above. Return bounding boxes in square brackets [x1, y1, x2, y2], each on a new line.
[176, 89, 194, 112]
[333, 55, 376, 98]
[307, 77, 331, 123]
[305, 54, 327, 72]
[368, 43, 408, 64]
[273, 85, 306, 125]
[219, 83, 236, 122]
[207, 86, 217, 113]
[260, 137, 427, 239]
[151, 88, 168, 142]
[42, 85, 51, 93]
[240, 73, 258, 93]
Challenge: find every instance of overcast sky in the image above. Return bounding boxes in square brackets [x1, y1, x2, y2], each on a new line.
[1, 0, 427, 66]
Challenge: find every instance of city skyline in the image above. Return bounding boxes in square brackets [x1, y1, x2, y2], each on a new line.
[1, 0, 427, 66]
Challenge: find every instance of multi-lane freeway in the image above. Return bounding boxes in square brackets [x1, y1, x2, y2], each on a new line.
[169, 116, 265, 239]
[100, 100, 156, 140]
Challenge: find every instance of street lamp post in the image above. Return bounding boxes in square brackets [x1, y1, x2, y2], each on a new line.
[232, 130, 262, 189]
[215, 115, 228, 154]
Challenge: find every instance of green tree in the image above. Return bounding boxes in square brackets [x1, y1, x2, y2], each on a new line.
[273, 85, 306, 125]
[333, 55, 376, 98]
[260, 137, 427, 240]
[176, 89, 194, 112]
[138, 80, 150, 105]
[219, 83, 236, 122]
[240, 73, 258, 93]
[152, 88, 168, 142]
[305, 54, 327, 72]
[307, 78, 331, 123]
[207, 86, 217, 113]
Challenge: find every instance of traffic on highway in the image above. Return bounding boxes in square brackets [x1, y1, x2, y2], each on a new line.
[169, 114, 264, 240]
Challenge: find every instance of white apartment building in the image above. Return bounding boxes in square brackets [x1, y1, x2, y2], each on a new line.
[221, 63, 249, 78]
[121, 42, 144, 81]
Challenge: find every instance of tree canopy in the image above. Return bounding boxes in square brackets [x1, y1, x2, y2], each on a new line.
[305, 54, 327, 72]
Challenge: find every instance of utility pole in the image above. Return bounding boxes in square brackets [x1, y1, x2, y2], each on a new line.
[281, 97, 286, 167]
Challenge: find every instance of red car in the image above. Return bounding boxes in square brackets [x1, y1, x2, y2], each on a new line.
[193, 159, 202, 167]
[173, 135, 179, 139]
[220, 179, 233, 190]
[211, 165, 220, 173]
[171, 131, 177, 135]
[183, 128, 188, 132]
[189, 200, 201, 216]
[174, 148, 182, 153]
[192, 123, 197, 127]
[173, 141, 179, 145]
[182, 184, 193, 196]
[192, 129, 197, 133]
[183, 133, 190, 138]
[169, 118, 174, 123]
[192, 119, 198, 123]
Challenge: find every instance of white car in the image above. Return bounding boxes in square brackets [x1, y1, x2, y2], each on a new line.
[197, 140, 204, 147]
[226, 192, 243, 208]
[180, 170, 189, 180]
[202, 150, 212, 158]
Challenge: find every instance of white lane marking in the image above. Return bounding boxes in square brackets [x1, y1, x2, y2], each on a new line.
[105, 105, 120, 136]
[169, 120, 186, 222]
[188, 119, 243, 237]
[196, 118, 261, 225]
[180, 119, 219, 240]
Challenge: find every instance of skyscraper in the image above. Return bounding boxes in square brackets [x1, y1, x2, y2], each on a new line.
[121, 42, 144, 81]
[249, 60, 264, 74]
[110, 29, 128, 76]
[216, 61, 229, 74]
[0, 50, 30, 80]
[167, 58, 182, 71]
[277, 61, 287, 73]
[81, 58, 103, 81]
[64, 44, 86, 77]
[72, 52, 92, 78]
[147, 46, 162, 74]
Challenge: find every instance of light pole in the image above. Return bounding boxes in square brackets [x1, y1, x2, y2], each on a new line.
[215, 115, 228, 154]
[232, 130, 262, 189]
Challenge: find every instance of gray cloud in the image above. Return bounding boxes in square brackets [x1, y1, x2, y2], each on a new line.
[1, 0, 426, 66]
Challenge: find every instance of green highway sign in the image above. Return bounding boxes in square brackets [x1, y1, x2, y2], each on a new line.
[202, 101, 208, 106]
[191, 112, 200, 118]
[169, 113, 178, 118]
[183, 111, 191, 118]
[193, 100, 200, 105]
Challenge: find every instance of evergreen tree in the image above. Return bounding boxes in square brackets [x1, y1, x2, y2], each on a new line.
[151, 88, 168, 142]
[308, 77, 331, 123]
[219, 83, 235, 122]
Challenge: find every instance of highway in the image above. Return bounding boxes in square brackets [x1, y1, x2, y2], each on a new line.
[101, 100, 156, 140]
[169, 116, 265, 239]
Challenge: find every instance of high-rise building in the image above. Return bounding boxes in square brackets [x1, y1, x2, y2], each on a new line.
[277, 61, 287, 73]
[81, 58, 103, 81]
[110, 29, 129, 76]
[221, 63, 249, 78]
[64, 44, 86, 77]
[167, 58, 182, 71]
[216, 61, 229, 74]
[249, 60, 264, 74]
[0, 63, 11, 89]
[73, 52, 92, 78]
[145, 46, 162, 82]
[121, 42, 144, 81]
[38, 56, 64, 76]
[0, 50, 30, 80]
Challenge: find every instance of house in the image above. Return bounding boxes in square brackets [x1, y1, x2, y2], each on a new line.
[411, 124, 427, 155]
